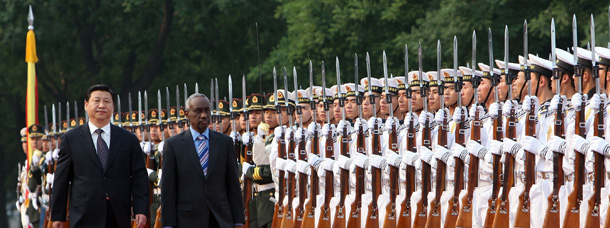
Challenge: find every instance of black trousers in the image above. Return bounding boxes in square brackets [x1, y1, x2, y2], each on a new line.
[106, 200, 119, 228]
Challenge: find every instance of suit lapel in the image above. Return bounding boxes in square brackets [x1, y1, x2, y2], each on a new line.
[182, 130, 207, 181]
[79, 124, 104, 173]
[105, 125, 122, 172]
[206, 131, 219, 179]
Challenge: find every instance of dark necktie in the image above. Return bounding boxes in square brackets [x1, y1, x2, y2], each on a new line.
[95, 129, 109, 171]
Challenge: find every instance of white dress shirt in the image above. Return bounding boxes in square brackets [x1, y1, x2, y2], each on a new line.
[88, 121, 111, 153]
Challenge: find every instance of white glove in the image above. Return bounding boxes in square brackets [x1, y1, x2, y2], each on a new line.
[295, 127, 306, 141]
[489, 140, 503, 155]
[589, 136, 610, 156]
[433, 145, 450, 159]
[369, 154, 387, 169]
[419, 146, 434, 165]
[337, 155, 352, 170]
[404, 113, 419, 129]
[548, 135, 567, 154]
[45, 152, 53, 164]
[351, 152, 369, 168]
[46, 173, 54, 185]
[502, 100, 516, 117]
[502, 138, 521, 156]
[418, 111, 434, 126]
[276, 158, 286, 171]
[402, 151, 419, 167]
[367, 117, 379, 131]
[284, 128, 293, 142]
[571, 93, 586, 111]
[321, 158, 335, 171]
[435, 108, 449, 125]
[451, 144, 469, 163]
[354, 118, 368, 133]
[570, 134, 589, 155]
[522, 95, 540, 113]
[284, 159, 296, 173]
[549, 95, 567, 113]
[242, 132, 253, 145]
[384, 117, 399, 131]
[588, 94, 608, 112]
[469, 105, 485, 119]
[466, 140, 486, 157]
[307, 123, 320, 136]
[52, 149, 59, 160]
[453, 107, 466, 123]
[158, 141, 164, 154]
[521, 136, 545, 155]
[146, 168, 154, 176]
[257, 124, 268, 137]
[158, 169, 163, 185]
[489, 102, 501, 118]
[337, 120, 352, 134]
[296, 160, 311, 174]
[242, 162, 254, 175]
[307, 154, 322, 170]
[230, 131, 241, 142]
[385, 149, 402, 167]
[321, 124, 335, 137]
[32, 154, 40, 165]
[143, 142, 153, 155]
[273, 127, 283, 141]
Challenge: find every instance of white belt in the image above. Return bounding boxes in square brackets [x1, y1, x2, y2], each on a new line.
[254, 183, 275, 192]
[153, 188, 161, 195]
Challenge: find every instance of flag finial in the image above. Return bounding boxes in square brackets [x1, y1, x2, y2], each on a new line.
[27, 5, 34, 30]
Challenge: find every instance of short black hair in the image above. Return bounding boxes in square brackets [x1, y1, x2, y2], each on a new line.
[86, 84, 116, 103]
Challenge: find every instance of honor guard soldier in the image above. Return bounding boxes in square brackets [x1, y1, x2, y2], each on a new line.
[121, 112, 131, 131]
[294, 89, 315, 128]
[263, 93, 279, 133]
[26, 124, 45, 228]
[242, 93, 276, 228]
[178, 106, 188, 131]
[361, 78, 383, 121]
[394, 76, 408, 121]
[380, 78, 402, 122]
[597, 47, 610, 99]
[216, 101, 232, 135]
[426, 72, 443, 114]
[314, 87, 335, 126]
[166, 106, 183, 136]
[146, 108, 166, 226]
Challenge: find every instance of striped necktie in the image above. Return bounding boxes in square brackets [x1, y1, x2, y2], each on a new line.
[197, 135, 209, 176]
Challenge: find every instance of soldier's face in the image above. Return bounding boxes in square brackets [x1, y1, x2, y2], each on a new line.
[498, 75, 509, 102]
[295, 104, 313, 124]
[150, 125, 161, 142]
[333, 99, 342, 121]
[248, 110, 263, 129]
[477, 78, 493, 104]
[379, 92, 398, 116]
[43, 140, 50, 151]
[220, 117, 231, 134]
[410, 87, 424, 111]
[317, 101, 328, 122]
[29, 137, 43, 150]
[264, 109, 279, 128]
[239, 113, 247, 131]
[397, 90, 408, 113]
[428, 87, 441, 112]
[444, 84, 458, 107]
[461, 82, 474, 106]
[22, 141, 27, 154]
[513, 71, 528, 101]
[275, 107, 290, 126]
[362, 92, 380, 119]
[344, 97, 358, 120]
[85, 91, 114, 124]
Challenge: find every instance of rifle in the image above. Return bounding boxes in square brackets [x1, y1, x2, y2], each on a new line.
[302, 61, 319, 228]
[153, 154, 164, 228]
[514, 20, 534, 228]
[397, 45, 415, 228]
[242, 75, 253, 228]
[347, 54, 363, 228]
[542, 19, 564, 228]
[365, 53, 382, 228]
[294, 67, 307, 228]
[585, 14, 604, 228]
[413, 44, 431, 228]
[271, 68, 287, 228]
[332, 57, 348, 228]
[318, 61, 334, 228]
[382, 52, 399, 228]
[280, 68, 296, 228]
[563, 15, 585, 228]
[426, 40, 445, 228]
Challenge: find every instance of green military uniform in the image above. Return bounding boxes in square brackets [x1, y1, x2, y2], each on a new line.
[147, 109, 166, 227]
[232, 98, 245, 172]
[243, 94, 276, 228]
[26, 124, 45, 228]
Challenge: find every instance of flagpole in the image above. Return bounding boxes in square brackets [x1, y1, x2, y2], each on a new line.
[25, 5, 39, 168]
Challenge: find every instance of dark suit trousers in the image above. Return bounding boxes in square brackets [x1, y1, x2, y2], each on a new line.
[106, 201, 119, 228]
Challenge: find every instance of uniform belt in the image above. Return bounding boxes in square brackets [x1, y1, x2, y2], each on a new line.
[254, 183, 275, 192]
[565, 173, 574, 182]
[153, 188, 161, 195]
[539, 172, 553, 180]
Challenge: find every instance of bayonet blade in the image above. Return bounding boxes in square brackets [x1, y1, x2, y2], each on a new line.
[229, 75, 233, 112]
[176, 85, 180, 124]
[128, 92, 133, 129]
[44, 105, 48, 134]
[66, 101, 70, 130]
[157, 90, 162, 127]
[551, 19, 557, 68]
[117, 94, 122, 127]
[294, 66, 299, 107]
[74, 101, 78, 126]
[195, 82, 199, 94]
[52, 104, 56, 135]
[166, 87, 171, 125]
[322, 62, 327, 103]
[144, 91, 149, 125]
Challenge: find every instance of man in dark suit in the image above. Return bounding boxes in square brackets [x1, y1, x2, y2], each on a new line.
[51, 84, 149, 228]
[161, 93, 244, 227]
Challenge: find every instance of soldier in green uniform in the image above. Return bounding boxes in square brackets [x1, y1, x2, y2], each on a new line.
[217, 100, 232, 135]
[146, 108, 165, 227]
[26, 124, 44, 228]
[241, 93, 275, 228]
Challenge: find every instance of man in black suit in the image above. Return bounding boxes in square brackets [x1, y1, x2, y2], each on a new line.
[51, 84, 149, 228]
[161, 93, 244, 227]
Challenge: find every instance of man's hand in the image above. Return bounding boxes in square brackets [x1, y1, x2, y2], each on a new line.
[52, 221, 65, 228]
[135, 214, 147, 228]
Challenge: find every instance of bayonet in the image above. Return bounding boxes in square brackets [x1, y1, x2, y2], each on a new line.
[490, 28, 499, 103]
[166, 87, 172, 129]
[138, 92, 143, 136]
[524, 20, 531, 96]
[322, 62, 330, 124]
[184, 84, 189, 127]
[383, 51, 393, 118]
[158, 89, 165, 141]
[117, 95, 122, 127]
[438, 40, 444, 109]
[284, 67, 293, 128]
[195, 82, 199, 94]
[44, 105, 48, 135]
[144, 91, 149, 138]
[66, 101, 70, 131]
[294, 67, 303, 127]
[74, 101, 78, 126]
[455, 36, 462, 107]
[505, 26, 512, 99]
[366, 52, 377, 118]
[552, 19, 560, 96]
[592, 14, 600, 95]
[336, 57, 345, 121]
[418, 43, 427, 113]
[472, 30, 479, 106]
[215, 78, 220, 129]
[229, 75, 235, 133]
[52, 104, 56, 136]
[309, 61, 317, 124]
[58, 102, 62, 133]
[176, 85, 181, 126]
[211, 79, 216, 131]
[128, 92, 134, 131]
[242, 74, 250, 133]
